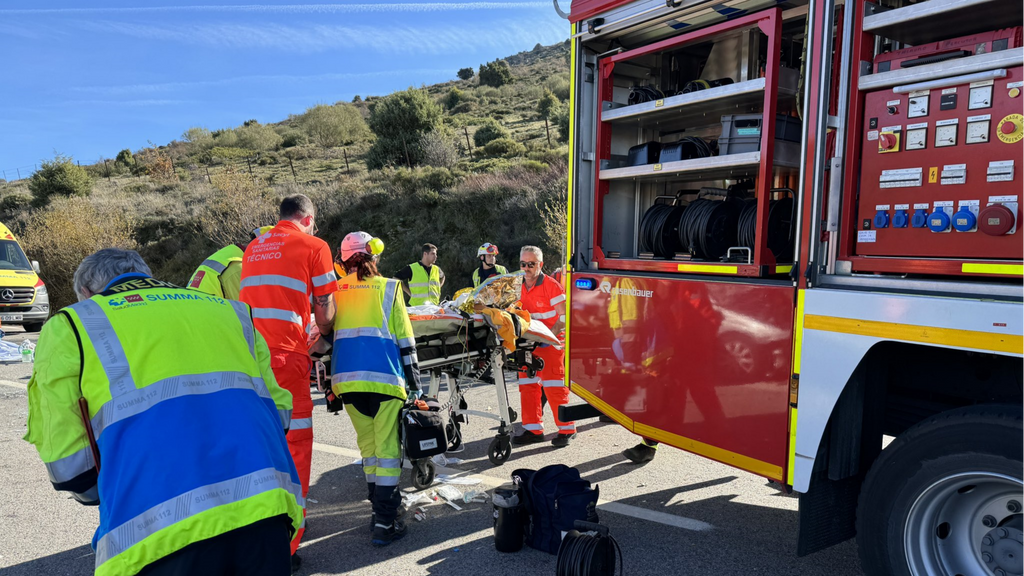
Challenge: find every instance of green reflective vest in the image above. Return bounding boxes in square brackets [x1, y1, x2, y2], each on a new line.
[408, 263, 441, 306]
[188, 244, 244, 299]
[472, 264, 508, 288]
[24, 275, 302, 576]
[331, 274, 416, 400]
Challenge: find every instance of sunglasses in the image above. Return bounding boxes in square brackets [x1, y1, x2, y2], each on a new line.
[519, 261, 539, 268]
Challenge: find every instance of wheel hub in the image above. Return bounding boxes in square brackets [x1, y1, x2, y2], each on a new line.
[981, 517, 1024, 576]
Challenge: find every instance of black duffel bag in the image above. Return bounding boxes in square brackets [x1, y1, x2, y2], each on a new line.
[402, 404, 448, 460]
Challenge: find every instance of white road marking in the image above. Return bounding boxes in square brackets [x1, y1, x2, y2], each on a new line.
[311, 441, 714, 532]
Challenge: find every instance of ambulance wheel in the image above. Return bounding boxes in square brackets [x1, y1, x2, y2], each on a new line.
[488, 436, 512, 466]
[412, 460, 435, 490]
[856, 404, 1022, 576]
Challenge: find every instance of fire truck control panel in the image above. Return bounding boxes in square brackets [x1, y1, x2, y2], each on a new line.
[855, 29, 1024, 260]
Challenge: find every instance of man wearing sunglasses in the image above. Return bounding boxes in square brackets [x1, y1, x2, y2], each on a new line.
[513, 246, 576, 448]
[472, 242, 508, 288]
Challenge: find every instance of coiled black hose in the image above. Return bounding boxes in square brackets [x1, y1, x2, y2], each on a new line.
[639, 203, 684, 258]
[627, 85, 664, 105]
[679, 197, 741, 260]
[556, 530, 624, 576]
[738, 199, 758, 249]
[736, 194, 796, 260]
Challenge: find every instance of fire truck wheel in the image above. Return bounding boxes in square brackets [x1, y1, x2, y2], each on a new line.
[856, 404, 1023, 576]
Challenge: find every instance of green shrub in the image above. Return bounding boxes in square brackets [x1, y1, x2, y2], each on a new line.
[367, 88, 443, 169]
[546, 74, 571, 100]
[212, 129, 240, 148]
[451, 101, 478, 115]
[473, 119, 510, 147]
[537, 89, 560, 119]
[210, 146, 252, 160]
[444, 87, 466, 110]
[479, 59, 514, 88]
[257, 152, 280, 166]
[182, 127, 213, 151]
[520, 159, 549, 173]
[529, 146, 570, 165]
[484, 138, 526, 158]
[457, 67, 475, 80]
[0, 193, 30, 216]
[28, 154, 93, 206]
[279, 129, 307, 148]
[19, 196, 137, 309]
[390, 166, 460, 193]
[235, 123, 282, 151]
[552, 102, 571, 143]
[301, 103, 369, 151]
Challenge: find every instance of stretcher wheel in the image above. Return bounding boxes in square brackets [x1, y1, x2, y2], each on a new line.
[412, 459, 435, 490]
[488, 436, 512, 466]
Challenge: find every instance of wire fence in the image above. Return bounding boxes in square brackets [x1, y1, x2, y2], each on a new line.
[0, 165, 38, 183]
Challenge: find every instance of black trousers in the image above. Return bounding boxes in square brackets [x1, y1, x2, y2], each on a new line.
[137, 515, 292, 576]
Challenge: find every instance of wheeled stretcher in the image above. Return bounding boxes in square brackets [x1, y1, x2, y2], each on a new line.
[405, 312, 559, 486]
[310, 311, 560, 489]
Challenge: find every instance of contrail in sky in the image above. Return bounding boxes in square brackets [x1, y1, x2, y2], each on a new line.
[0, 3, 551, 16]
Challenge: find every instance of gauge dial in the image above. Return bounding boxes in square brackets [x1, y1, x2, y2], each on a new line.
[906, 128, 927, 150]
[968, 85, 993, 110]
[935, 124, 957, 147]
[966, 121, 989, 144]
[908, 96, 929, 118]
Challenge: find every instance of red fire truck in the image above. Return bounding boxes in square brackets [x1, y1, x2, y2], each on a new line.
[557, 0, 1023, 574]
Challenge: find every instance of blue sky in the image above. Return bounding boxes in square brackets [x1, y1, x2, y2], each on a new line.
[0, 1, 569, 178]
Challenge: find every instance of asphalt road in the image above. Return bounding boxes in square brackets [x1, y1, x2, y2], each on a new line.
[0, 332, 863, 576]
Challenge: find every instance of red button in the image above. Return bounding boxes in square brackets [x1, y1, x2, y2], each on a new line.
[1001, 121, 1017, 135]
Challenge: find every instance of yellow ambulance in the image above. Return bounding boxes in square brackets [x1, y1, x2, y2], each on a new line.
[0, 223, 49, 332]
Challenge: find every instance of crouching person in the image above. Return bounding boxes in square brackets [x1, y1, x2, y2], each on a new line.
[24, 248, 303, 575]
[330, 232, 422, 546]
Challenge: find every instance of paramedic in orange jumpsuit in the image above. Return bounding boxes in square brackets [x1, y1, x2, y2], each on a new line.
[512, 245, 575, 448]
[238, 194, 338, 569]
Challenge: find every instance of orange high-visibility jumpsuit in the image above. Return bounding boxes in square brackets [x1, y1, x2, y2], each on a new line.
[519, 273, 574, 437]
[239, 220, 338, 554]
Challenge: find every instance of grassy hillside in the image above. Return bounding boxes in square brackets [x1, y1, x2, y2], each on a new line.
[0, 42, 572, 310]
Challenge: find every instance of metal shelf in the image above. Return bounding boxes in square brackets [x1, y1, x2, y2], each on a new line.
[863, 0, 1023, 46]
[599, 142, 800, 182]
[601, 71, 799, 131]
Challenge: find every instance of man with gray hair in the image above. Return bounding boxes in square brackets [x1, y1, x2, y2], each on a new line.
[25, 248, 304, 575]
[513, 245, 576, 448]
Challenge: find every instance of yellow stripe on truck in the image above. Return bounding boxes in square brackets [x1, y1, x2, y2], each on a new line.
[961, 263, 1024, 276]
[564, 21, 577, 380]
[634, 422, 785, 481]
[804, 314, 1023, 355]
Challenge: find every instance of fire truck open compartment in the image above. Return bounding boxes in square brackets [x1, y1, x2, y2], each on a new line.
[590, 7, 810, 277]
[833, 0, 1024, 280]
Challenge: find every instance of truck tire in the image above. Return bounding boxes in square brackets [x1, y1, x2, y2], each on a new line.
[23, 322, 44, 333]
[856, 404, 1023, 576]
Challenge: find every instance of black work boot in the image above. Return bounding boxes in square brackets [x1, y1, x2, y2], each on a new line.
[551, 432, 576, 448]
[512, 430, 546, 445]
[622, 442, 657, 464]
[371, 519, 408, 547]
[370, 504, 407, 532]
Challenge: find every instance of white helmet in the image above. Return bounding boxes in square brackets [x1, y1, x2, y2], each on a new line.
[340, 232, 384, 262]
[477, 242, 499, 257]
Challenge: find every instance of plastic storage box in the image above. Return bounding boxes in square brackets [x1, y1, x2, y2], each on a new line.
[719, 114, 802, 155]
